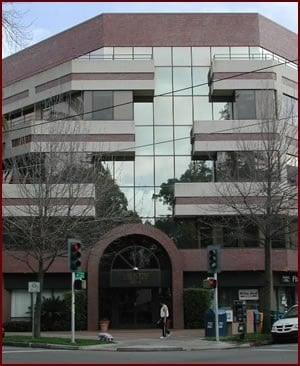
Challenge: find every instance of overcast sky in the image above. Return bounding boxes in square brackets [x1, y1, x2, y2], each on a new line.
[3, 2, 298, 57]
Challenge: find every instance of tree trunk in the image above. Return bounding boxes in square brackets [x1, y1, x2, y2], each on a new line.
[33, 264, 44, 338]
[263, 235, 274, 333]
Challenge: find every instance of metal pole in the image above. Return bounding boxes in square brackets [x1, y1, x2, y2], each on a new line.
[214, 272, 219, 342]
[71, 272, 75, 343]
[31, 293, 34, 337]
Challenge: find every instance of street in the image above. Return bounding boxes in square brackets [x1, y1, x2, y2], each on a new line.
[3, 343, 298, 364]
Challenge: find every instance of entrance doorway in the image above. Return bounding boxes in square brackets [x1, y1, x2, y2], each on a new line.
[99, 234, 172, 328]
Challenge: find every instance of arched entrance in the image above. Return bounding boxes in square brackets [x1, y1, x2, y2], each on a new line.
[87, 224, 184, 330]
[100, 234, 172, 328]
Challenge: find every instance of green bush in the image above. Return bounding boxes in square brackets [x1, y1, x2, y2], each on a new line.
[183, 288, 211, 328]
[41, 296, 69, 331]
[4, 320, 31, 332]
[64, 290, 87, 330]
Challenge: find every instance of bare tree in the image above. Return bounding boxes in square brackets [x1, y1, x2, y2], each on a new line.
[2, 3, 32, 54]
[3, 121, 139, 337]
[210, 93, 297, 333]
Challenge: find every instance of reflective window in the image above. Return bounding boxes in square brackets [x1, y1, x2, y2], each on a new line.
[92, 91, 113, 120]
[155, 156, 174, 186]
[255, 90, 276, 120]
[155, 67, 172, 95]
[230, 47, 249, 58]
[135, 157, 154, 186]
[114, 47, 133, 59]
[155, 193, 171, 216]
[175, 156, 192, 178]
[173, 67, 192, 95]
[135, 187, 155, 217]
[153, 47, 172, 66]
[154, 126, 174, 155]
[211, 47, 230, 60]
[119, 187, 134, 211]
[174, 127, 192, 155]
[135, 126, 154, 155]
[262, 48, 274, 60]
[234, 90, 256, 120]
[174, 97, 193, 125]
[133, 47, 152, 59]
[154, 97, 173, 125]
[213, 102, 233, 120]
[193, 96, 213, 120]
[192, 67, 209, 95]
[192, 47, 211, 66]
[134, 103, 153, 125]
[172, 47, 191, 66]
[249, 47, 263, 59]
[281, 94, 298, 125]
[114, 161, 134, 186]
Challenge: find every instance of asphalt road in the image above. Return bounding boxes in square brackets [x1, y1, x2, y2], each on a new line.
[2, 343, 298, 364]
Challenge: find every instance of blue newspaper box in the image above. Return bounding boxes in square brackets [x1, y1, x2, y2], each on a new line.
[205, 309, 228, 337]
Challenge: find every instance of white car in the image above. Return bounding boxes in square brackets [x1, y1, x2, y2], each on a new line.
[271, 305, 298, 342]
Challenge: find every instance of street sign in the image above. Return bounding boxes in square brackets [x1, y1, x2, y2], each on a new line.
[238, 289, 259, 301]
[28, 282, 40, 293]
[75, 272, 85, 280]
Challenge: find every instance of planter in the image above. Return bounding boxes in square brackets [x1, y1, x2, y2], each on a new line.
[99, 319, 110, 332]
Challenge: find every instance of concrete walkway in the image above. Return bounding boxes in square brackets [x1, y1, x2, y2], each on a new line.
[6, 329, 252, 351]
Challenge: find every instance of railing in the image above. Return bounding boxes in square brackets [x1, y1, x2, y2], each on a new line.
[75, 53, 153, 61]
[213, 53, 298, 70]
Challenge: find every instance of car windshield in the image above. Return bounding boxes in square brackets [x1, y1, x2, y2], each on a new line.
[283, 306, 298, 319]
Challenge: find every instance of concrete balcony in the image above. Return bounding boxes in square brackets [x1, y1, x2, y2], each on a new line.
[174, 182, 296, 217]
[4, 119, 135, 160]
[191, 119, 297, 159]
[2, 183, 95, 217]
[209, 59, 277, 96]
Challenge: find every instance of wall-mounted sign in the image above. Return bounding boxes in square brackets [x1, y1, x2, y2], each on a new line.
[238, 289, 259, 301]
[28, 282, 40, 293]
[281, 275, 298, 284]
[111, 270, 161, 287]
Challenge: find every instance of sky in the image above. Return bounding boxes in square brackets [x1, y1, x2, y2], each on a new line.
[2, 2, 298, 57]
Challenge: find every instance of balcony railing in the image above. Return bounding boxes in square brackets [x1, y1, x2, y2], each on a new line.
[213, 53, 298, 70]
[75, 53, 153, 61]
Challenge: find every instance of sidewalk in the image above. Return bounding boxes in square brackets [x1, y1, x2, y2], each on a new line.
[6, 329, 252, 351]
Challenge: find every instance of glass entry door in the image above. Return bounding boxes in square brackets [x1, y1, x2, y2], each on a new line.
[113, 288, 160, 328]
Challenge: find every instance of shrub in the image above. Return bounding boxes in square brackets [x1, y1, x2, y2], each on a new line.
[41, 296, 69, 331]
[4, 320, 31, 332]
[64, 290, 87, 330]
[183, 288, 211, 328]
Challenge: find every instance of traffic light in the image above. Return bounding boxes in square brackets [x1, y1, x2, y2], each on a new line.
[68, 239, 82, 272]
[203, 277, 217, 289]
[208, 247, 219, 273]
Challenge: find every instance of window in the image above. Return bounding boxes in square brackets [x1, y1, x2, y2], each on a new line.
[173, 67, 192, 95]
[234, 90, 256, 120]
[213, 101, 233, 120]
[172, 47, 191, 66]
[192, 67, 209, 95]
[282, 94, 298, 125]
[92, 91, 113, 120]
[155, 67, 172, 95]
[153, 47, 172, 66]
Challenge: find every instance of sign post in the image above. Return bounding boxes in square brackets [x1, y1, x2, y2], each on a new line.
[28, 282, 40, 337]
[207, 245, 220, 342]
[214, 272, 219, 342]
[71, 272, 75, 344]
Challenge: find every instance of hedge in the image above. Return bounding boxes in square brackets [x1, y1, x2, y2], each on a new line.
[183, 288, 212, 328]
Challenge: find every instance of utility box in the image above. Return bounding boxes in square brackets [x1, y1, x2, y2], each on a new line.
[205, 309, 228, 337]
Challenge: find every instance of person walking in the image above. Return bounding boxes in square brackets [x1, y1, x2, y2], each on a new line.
[159, 301, 170, 339]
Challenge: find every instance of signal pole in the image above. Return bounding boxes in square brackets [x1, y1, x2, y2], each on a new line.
[71, 271, 75, 343]
[214, 272, 219, 342]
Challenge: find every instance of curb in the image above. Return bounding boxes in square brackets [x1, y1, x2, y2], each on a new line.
[249, 340, 273, 347]
[4, 341, 79, 350]
[116, 347, 184, 352]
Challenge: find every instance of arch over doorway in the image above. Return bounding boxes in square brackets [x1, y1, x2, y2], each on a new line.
[87, 223, 184, 330]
